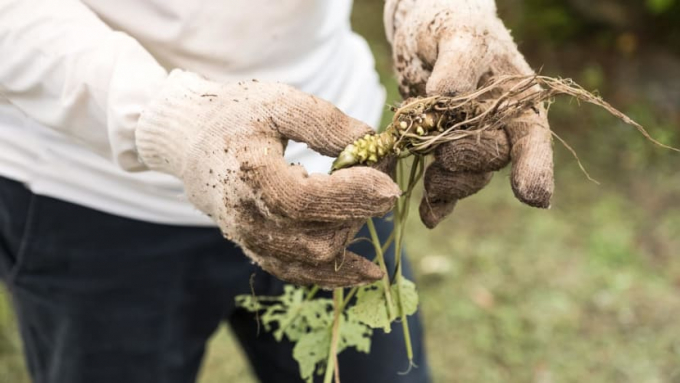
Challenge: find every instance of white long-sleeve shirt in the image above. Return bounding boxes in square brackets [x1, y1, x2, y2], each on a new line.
[0, 0, 385, 225]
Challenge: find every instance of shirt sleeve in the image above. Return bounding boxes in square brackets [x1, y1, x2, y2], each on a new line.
[0, 0, 169, 171]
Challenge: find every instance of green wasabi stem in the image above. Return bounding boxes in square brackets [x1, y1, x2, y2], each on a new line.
[331, 132, 397, 171]
[323, 288, 344, 383]
[393, 157, 424, 373]
[367, 218, 396, 325]
[331, 110, 438, 172]
[331, 144, 360, 170]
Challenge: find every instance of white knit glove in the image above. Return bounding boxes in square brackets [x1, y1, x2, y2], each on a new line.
[135, 70, 401, 288]
[385, 0, 555, 228]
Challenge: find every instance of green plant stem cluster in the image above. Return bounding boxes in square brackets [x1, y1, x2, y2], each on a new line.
[322, 155, 425, 383]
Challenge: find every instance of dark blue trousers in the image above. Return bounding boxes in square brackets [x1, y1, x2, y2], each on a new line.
[0, 177, 430, 383]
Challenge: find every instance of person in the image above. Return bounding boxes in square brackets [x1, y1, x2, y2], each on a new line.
[0, 0, 554, 382]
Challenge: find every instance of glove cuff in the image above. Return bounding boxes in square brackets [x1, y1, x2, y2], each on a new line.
[135, 69, 221, 176]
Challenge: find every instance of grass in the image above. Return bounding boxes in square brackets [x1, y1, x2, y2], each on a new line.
[2, 1, 680, 382]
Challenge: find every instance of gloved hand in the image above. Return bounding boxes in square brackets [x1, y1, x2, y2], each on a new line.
[135, 70, 401, 288]
[385, 0, 554, 228]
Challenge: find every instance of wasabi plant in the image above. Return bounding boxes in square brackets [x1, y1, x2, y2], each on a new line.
[237, 74, 678, 383]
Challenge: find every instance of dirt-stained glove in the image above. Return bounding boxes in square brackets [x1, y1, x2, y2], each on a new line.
[385, 0, 554, 228]
[135, 70, 401, 288]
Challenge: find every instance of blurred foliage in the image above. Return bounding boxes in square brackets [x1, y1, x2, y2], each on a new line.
[0, 289, 27, 383]
[502, 0, 586, 45]
[501, 0, 680, 53]
[646, 0, 677, 15]
[2, 1, 680, 383]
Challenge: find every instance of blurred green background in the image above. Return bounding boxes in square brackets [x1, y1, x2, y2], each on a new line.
[2, 1, 680, 382]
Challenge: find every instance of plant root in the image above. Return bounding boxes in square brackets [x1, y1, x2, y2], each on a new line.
[331, 75, 679, 172]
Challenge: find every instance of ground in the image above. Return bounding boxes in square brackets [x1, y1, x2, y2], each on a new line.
[2, 1, 680, 382]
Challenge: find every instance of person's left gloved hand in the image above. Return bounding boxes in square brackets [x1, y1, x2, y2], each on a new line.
[384, 0, 555, 228]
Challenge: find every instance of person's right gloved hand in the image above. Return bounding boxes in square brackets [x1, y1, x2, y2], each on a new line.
[135, 70, 401, 288]
[385, 0, 555, 228]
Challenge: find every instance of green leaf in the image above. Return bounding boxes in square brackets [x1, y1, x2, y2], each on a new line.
[234, 294, 262, 312]
[293, 328, 330, 383]
[292, 310, 372, 382]
[282, 285, 306, 305]
[260, 303, 288, 334]
[348, 282, 394, 332]
[299, 299, 334, 330]
[280, 299, 333, 342]
[391, 277, 419, 317]
[348, 277, 419, 332]
[339, 313, 372, 354]
[236, 286, 334, 342]
[235, 281, 412, 382]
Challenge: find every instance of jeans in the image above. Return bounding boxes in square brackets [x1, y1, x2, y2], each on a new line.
[0, 177, 430, 383]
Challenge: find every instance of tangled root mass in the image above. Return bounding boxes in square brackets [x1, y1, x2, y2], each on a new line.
[332, 75, 678, 172]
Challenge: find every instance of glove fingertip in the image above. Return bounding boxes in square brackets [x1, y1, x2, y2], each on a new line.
[342, 252, 384, 283]
[314, 252, 384, 289]
[510, 158, 554, 208]
[419, 196, 457, 229]
[333, 167, 402, 214]
[257, 252, 383, 289]
[510, 134, 554, 209]
[511, 176, 553, 208]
